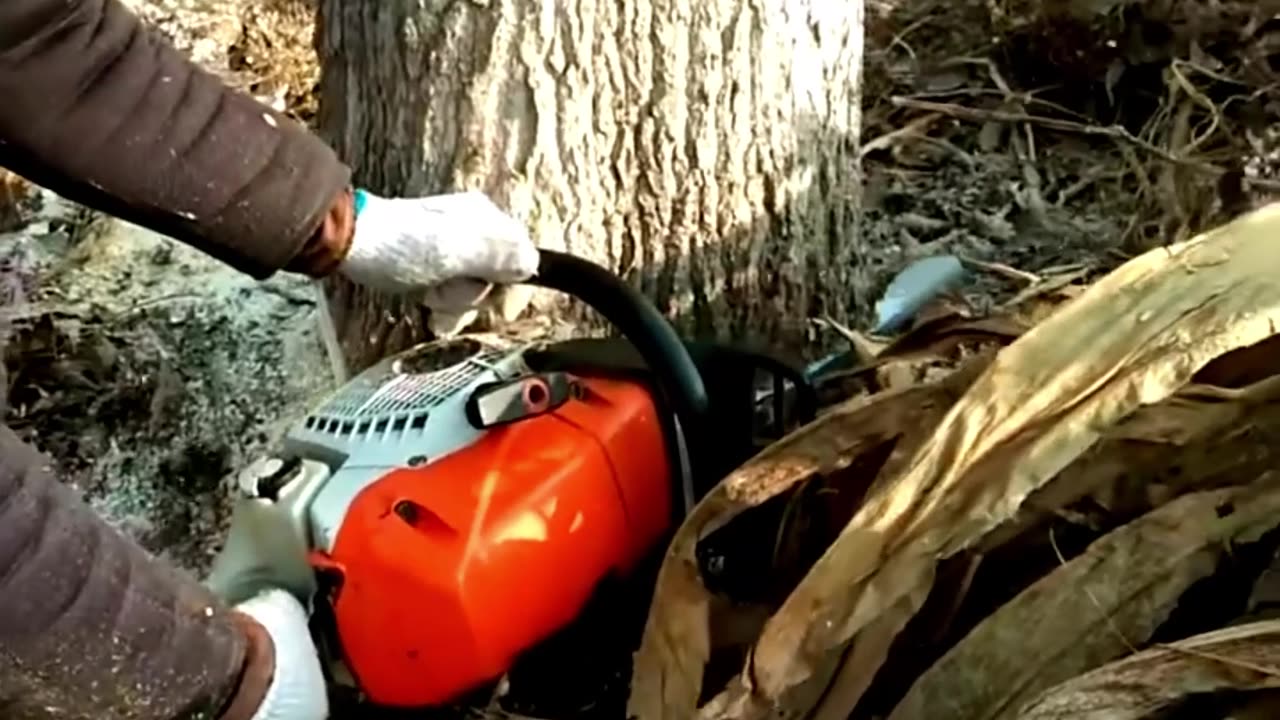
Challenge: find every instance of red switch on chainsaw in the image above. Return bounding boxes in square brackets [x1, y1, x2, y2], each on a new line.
[465, 372, 578, 429]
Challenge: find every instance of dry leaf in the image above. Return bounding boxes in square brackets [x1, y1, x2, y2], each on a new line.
[0, 169, 31, 233]
[1018, 619, 1280, 720]
[979, 373, 1280, 556]
[888, 477, 1280, 720]
[626, 355, 992, 720]
[673, 201, 1280, 720]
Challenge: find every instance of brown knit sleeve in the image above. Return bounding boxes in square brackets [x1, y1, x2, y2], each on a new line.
[0, 424, 252, 720]
[285, 186, 358, 277]
[0, 0, 353, 280]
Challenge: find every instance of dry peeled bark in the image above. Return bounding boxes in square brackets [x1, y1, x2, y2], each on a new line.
[1018, 620, 1280, 720]
[978, 369, 1280, 559]
[742, 201, 1280, 720]
[625, 366, 973, 720]
[632, 201, 1280, 720]
[627, 332, 1010, 720]
[315, 0, 866, 371]
[886, 478, 1280, 720]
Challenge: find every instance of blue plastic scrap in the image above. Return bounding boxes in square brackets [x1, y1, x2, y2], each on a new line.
[873, 254, 967, 334]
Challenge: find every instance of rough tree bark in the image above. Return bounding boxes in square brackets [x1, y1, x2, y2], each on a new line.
[315, 0, 864, 374]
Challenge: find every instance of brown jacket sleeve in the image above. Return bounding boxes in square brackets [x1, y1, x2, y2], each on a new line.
[0, 0, 356, 278]
[0, 423, 275, 720]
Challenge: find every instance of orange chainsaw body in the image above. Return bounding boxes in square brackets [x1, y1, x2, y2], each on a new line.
[311, 376, 672, 707]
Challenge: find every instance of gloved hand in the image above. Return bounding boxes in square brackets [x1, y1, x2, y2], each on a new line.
[206, 493, 317, 608]
[206, 490, 328, 719]
[337, 189, 540, 335]
[235, 589, 330, 720]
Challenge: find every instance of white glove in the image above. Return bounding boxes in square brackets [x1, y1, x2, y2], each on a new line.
[338, 190, 540, 333]
[236, 588, 330, 720]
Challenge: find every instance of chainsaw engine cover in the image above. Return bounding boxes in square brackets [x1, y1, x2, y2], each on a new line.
[280, 336, 673, 707]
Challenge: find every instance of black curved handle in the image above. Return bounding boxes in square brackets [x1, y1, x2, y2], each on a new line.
[526, 250, 710, 508]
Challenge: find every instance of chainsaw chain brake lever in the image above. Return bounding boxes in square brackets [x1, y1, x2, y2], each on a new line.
[527, 250, 711, 517]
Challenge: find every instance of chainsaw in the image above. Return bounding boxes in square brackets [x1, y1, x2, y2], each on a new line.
[222, 250, 817, 715]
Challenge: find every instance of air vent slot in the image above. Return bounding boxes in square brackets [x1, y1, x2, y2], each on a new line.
[294, 341, 514, 446]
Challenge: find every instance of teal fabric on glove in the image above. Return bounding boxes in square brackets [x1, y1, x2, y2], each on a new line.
[353, 187, 370, 217]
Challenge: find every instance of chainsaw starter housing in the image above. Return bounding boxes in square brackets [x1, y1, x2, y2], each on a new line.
[266, 336, 674, 707]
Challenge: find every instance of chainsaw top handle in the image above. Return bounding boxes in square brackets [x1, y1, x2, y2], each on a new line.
[527, 249, 710, 516]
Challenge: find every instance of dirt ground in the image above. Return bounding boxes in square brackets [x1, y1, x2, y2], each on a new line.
[1, 191, 335, 570]
[2, 0, 1277, 583]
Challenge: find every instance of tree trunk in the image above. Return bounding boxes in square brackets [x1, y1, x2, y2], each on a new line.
[315, 0, 864, 374]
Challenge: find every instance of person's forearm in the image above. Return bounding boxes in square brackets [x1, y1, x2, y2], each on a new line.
[0, 0, 355, 279]
[0, 424, 274, 720]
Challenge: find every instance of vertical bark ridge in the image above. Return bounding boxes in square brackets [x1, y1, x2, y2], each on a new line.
[318, 0, 862, 371]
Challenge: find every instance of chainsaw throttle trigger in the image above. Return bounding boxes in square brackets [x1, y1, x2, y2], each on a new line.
[465, 372, 576, 429]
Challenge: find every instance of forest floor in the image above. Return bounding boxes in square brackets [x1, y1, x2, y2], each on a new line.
[1, 0, 1277, 581]
[856, 0, 1279, 320]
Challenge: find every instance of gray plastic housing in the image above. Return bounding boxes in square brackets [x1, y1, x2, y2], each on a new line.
[279, 337, 531, 552]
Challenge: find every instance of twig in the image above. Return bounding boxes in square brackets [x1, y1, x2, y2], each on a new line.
[982, 59, 1049, 221]
[1160, 97, 1194, 239]
[861, 113, 941, 159]
[1115, 140, 1156, 204]
[919, 135, 978, 168]
[1055, 168, 1127, 206]
[892, 96, 1188, 162]
[815, 314, 883, 363]
[885, 15, 931, 63]
[1174, 54, 1250, 87]
[927, 552, 985, 645]
[1036, 262, 1086, 276]
[1170, 62, 1222, 155]
[1003, 267, 1090, 309]
[889, 96, 1280, 191]
[899, 87, 1096, 125]
[958, 255, 1040, 284]
[982, 58, 1013, 95]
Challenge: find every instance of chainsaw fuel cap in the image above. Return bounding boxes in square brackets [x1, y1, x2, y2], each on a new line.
[465, 372, 577, 429]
